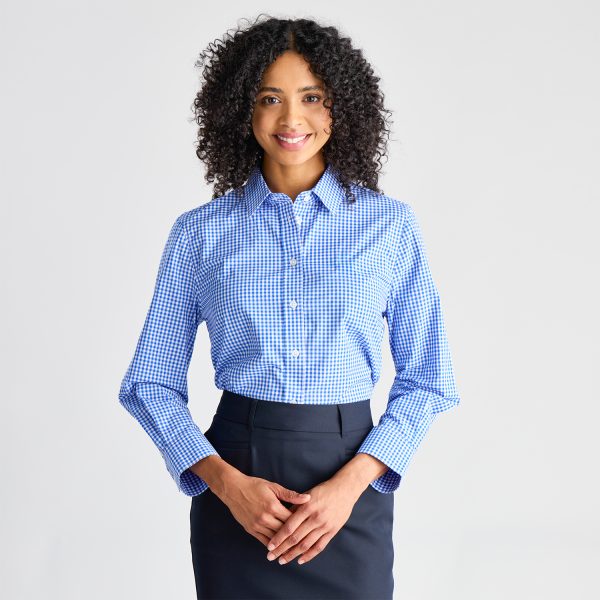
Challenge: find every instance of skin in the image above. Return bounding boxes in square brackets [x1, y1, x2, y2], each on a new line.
[190, 50, 389, 567]
[250, 49, 332, 202]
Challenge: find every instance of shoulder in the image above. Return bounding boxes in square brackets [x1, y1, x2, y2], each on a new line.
[173, 187, 243, 244]
[352, 181, 413, 213]
[350, 182, 416, 237]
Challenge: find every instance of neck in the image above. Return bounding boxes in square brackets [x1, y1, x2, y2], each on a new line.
[260, 155, 327, 202]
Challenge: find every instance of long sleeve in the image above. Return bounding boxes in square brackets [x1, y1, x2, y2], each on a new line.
[356, 204, 461, 493]
[118, 212, 218, 496]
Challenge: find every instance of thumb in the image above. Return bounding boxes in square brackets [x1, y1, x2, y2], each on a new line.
[277, 486, 311, 503]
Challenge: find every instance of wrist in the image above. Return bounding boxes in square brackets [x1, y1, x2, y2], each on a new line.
[189, 454, 246, 500]
[333, 453, 389, 497]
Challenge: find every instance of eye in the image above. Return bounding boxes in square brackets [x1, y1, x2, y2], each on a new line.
[258, 95, 322, 105]
[260, 96, 280, 105]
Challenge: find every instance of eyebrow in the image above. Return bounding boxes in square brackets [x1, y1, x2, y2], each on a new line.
[258, 85, 323, 94]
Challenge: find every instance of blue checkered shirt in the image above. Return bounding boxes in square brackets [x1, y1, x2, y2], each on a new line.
[118, 163, 460, 496]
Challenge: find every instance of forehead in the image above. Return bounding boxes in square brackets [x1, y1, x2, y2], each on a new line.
[260, 51, 322, 84]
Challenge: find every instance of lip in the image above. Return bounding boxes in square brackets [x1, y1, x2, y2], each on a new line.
[274, 132, 309, 136]
[273, 133, 312, 151]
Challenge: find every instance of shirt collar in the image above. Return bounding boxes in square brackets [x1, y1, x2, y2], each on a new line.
[243, 163, 347, 216]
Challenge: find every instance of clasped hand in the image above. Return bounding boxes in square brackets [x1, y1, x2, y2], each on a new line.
[221, 473, 361, 565]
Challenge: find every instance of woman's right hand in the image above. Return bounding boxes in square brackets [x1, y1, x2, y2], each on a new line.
[217, 472, 312, 548]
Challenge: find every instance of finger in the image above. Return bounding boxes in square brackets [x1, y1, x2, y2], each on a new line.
[253, 521, 294, 547]
[278, 523, 327, 565]
[259, 498, 294, 533]
[296, 530, 336, 565]
[264, 485, 297, 521]
[268, 524, 311, 564]
[255, 523, 280, 539]
[266, 511, 311, 558]
[254, 497, 294, 538]
[255, 514, 287, 539]
[253, 531, 272, 547]
[270, 501, 294, 524]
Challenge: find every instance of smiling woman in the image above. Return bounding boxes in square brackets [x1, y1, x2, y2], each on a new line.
[249, 50, 334, 201]
[119, 12, 461, 600]
[192, 14, 393, 204]
[251, 52, 332, 169]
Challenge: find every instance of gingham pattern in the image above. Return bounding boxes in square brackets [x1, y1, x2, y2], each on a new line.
[119, 163, 460, 496]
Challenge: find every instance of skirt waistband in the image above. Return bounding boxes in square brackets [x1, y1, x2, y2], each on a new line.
[217, 389, 373, 435]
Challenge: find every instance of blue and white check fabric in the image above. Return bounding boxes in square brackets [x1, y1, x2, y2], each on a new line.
[118, 163, 460, 496]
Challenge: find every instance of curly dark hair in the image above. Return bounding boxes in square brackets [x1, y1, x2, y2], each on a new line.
[191, 14, 393, 203]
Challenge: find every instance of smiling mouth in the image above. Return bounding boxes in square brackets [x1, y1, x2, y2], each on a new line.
[272, 133, 312, 150]
[275, 133, 310, 143]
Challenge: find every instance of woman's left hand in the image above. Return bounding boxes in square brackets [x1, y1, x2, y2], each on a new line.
[264, 477, 363, 566]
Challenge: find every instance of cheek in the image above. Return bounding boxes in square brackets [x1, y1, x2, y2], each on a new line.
[251, 110, 271, 135]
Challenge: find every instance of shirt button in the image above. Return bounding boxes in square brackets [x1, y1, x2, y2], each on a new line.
[296, 216, 302, 225]
[291, 349, 300, 357]
[290, 398, 297, 403]
[290, 258, 297, 266]
[289, 300, 297, 309]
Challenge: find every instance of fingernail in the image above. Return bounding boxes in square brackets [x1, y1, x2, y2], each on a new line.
[267, 552, 275, 560]
[298, 558, 305, 564]
[279, 557, 286, 565]
[268, 543, 275, 550]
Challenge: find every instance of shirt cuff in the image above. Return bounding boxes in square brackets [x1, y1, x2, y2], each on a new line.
[161, 424, 219, 496]
[355, 418, 429, 493]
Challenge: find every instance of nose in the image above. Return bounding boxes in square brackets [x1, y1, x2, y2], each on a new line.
[279, 99, 303, 129]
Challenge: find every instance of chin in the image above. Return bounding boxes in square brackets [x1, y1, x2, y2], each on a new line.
[274, 154, 315, 166]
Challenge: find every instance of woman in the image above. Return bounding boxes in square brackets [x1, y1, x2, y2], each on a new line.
[119, 15, 461, 600]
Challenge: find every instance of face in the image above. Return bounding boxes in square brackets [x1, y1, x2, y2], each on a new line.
[251, 50, 333, 168]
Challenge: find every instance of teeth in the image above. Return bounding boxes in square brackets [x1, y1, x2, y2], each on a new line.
[276, 134, 308, 143]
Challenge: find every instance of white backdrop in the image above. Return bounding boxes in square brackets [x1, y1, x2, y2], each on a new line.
[1, 1, 598, 598]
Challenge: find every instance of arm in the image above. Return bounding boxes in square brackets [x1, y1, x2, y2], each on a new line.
[352, 204, 461, 493]
[118, 212, 222, 496]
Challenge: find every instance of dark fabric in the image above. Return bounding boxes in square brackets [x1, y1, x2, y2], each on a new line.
[190, 390, 394, 600]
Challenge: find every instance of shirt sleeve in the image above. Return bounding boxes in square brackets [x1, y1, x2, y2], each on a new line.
[355, 204, 461, 493]
[118, 211, 219, 496]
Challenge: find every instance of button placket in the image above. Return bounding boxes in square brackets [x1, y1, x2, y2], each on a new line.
[288, 257, 302, 402]
[283, 199, 305, 405]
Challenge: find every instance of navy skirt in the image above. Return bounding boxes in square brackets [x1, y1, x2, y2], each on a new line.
[190, 390, 394, 600]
